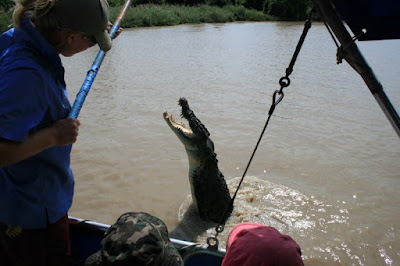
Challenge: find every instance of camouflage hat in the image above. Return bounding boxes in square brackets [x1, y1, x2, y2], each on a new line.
[85, 212, 183, 266]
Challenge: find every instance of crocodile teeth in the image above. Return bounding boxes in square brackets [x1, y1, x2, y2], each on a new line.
[163, 111, 193, 136]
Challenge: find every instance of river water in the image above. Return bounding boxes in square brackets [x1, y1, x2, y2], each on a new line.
[63, 22, 400, 265]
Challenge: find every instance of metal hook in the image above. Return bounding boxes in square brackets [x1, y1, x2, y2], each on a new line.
[273, 90, 284, 106]
[279, 76, 291, 88]
[206, 236, 219, 251]
[268, 90, 284, 115]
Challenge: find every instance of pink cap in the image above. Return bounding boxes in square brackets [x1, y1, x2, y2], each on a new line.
[222, 223, 304, 266]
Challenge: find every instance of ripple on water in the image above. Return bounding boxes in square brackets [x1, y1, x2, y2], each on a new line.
[175, 176, 363, 264]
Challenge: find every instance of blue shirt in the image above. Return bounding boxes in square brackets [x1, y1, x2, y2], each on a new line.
[0, 16, 74, 229]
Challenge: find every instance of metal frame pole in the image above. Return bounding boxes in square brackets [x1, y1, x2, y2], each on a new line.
[311, 0, 400, 138]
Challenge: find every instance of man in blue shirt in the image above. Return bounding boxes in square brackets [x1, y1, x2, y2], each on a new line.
[0, 0, 114, 265]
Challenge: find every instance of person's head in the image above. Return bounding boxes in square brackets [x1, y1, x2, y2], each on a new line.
[222, 223, 304, 266]
[13, 0, 112, 56]
[85, 212, 184, 266]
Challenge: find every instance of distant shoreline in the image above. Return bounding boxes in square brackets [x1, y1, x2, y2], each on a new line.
[109, 4, 274, 28]
[1, 4, 274, 33]
[0, 3, 316, 34]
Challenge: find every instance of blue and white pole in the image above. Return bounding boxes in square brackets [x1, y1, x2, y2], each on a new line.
[68, 0, 132, 118]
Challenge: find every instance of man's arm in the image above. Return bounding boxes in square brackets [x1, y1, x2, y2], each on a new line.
[0, 118, 80, 167]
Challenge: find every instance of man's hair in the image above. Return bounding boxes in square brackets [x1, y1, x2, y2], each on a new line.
[13, 0, 57, 29]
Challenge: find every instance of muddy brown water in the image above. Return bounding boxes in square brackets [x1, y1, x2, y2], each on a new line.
[62, 22, 400, 265]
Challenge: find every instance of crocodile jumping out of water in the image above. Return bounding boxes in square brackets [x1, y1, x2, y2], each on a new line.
[163, 97, 233, 224]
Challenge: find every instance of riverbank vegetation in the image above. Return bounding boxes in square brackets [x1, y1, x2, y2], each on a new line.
[1, 0, 312, 33]
[110, 4, 272, 27]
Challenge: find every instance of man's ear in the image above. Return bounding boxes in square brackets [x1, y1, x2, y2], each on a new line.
[65, 32, 78, 44]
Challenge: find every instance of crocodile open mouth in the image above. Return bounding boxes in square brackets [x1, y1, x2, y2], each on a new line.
[163, 111, 193, 138]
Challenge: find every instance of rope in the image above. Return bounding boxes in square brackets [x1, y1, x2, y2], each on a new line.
[207, 9, 314, 251]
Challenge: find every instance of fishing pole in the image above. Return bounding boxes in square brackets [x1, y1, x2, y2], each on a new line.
[68, 0, 133, 118]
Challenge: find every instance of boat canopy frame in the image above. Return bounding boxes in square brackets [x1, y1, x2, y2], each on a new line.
[311, 0, 400, 138]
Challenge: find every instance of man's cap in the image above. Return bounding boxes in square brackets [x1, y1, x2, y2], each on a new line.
[53, 0, 112, 51]
[85, 212, 184, 266]
[222, 222, 304, 266]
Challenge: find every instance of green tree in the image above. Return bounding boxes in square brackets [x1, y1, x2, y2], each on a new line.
[264, 0, 310, 20]
[244, 0, 265, 11]
[0, 0, 13, 11]
[186, 0, 207, 6]
[165, 0, 185, 5]
[207, 0, 231, 7]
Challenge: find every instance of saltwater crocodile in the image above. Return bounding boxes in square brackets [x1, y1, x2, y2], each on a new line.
[163, 97, 233, 224]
